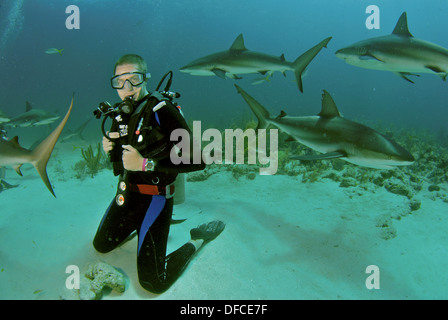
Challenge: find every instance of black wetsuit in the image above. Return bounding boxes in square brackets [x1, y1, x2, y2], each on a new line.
[93, 93, 205, 293]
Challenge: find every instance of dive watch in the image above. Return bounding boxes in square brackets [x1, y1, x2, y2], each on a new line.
[143, 158, 155, 172]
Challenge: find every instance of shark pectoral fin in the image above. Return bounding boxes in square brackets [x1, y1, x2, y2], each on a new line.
[394, 72, 420, 84]
[212, 69, 227, 79]
[425, 65, 447, 80]
[290, 151, 346, 161]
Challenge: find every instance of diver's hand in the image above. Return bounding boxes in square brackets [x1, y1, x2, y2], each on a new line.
[102, 131, 119, 154]
[122, 145, 145, 171]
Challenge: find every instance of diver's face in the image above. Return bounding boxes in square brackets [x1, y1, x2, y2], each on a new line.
[114, 63, 148, 101]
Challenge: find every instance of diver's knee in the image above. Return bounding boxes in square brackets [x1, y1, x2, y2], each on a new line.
[92, 238, 114, 254]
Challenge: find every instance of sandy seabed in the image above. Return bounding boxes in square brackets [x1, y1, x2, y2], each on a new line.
[0, 141, 447, 300]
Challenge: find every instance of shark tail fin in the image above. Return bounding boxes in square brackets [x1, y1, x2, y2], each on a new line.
[292, 37, 332, 92]
[30, 96, 73, 197]
[234, 85, 270, 130]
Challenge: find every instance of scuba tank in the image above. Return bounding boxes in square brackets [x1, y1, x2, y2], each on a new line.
[173, 173, 185, 205]
[154, 71, 186, 206]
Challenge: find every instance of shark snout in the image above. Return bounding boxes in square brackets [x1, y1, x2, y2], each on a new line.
[335, 48, 350, 59]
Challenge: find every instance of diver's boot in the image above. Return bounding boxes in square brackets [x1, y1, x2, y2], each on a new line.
[190, 220, 225, 243]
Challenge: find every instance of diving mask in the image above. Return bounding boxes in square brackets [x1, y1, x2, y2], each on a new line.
[111, 72, 151, 89]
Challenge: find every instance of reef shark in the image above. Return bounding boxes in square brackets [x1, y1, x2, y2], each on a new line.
[7, 101, 60, 128]
[180, 34, 332, 92]
[335, 12, 448, 83]
[234, 85, 414, 169]
[0, 97, 73, 197]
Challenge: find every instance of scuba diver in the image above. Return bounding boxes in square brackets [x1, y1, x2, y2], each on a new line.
[93, 54, 225, 294]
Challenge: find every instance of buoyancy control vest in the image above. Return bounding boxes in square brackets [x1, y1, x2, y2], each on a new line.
[109, 91, 186, 205]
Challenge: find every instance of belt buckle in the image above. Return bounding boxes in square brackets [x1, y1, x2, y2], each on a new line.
[164, 183, 175, 199]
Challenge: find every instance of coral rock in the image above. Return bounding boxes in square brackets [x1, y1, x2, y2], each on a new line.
[60, 261, 126, 300]
[85, 261, 126, 295]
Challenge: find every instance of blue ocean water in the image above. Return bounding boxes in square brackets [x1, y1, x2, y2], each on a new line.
[1, 0, 448, 301]
[0, 0, 447, 134]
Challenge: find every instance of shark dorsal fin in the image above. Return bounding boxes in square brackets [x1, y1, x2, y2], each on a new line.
[318, 90, 341, 118]
[392, 12, 413, 37]
[25, 101, 32, 112]
[230, 34, 247, 52]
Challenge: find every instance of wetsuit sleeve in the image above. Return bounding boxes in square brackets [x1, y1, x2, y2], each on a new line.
[155, 102, 206, 174]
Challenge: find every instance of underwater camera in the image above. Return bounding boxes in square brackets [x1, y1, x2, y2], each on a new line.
[92, 96, 138, 165]
[93, 96, 136, 121]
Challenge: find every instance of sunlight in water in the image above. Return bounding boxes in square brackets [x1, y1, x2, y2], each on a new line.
[0, 0, 24, 54]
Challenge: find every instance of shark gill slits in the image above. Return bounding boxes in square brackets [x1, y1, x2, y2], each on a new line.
[357, 47, 368, 55]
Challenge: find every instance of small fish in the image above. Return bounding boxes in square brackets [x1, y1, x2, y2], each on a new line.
[45, 48, 64, 55]
[33, 289, 43, 294]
